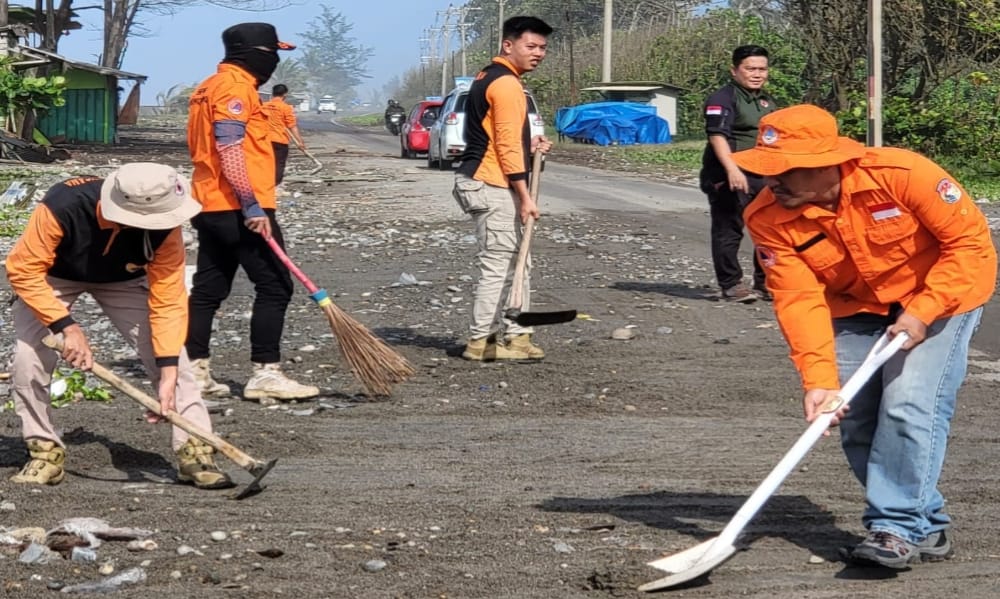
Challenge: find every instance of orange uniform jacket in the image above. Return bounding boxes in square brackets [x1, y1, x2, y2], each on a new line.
[262, 97, 297, 145]
[5, 178, 188, 365]
[456, 56, 531, 188]
[187, 63, 276, 212]
[746, 147, 997, 391]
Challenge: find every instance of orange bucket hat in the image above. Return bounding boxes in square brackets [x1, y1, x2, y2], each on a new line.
[732, 104, 866, 176]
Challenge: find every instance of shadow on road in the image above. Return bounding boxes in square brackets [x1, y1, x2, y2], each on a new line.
[611, 281, 720, 302]
[375, 327, 464, 356]
[539, 489, 862, 563]
[63, 427, 176, 484]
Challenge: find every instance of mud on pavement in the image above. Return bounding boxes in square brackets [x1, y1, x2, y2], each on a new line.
[1, 120, 999, 598]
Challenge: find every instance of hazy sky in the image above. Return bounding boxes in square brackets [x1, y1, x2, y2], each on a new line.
[55, 1, 461, 101]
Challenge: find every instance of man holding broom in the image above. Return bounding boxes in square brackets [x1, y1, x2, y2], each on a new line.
[186, 22, 318, 401]
[453, 15, 554, 361]
[5, 163, 232, 489]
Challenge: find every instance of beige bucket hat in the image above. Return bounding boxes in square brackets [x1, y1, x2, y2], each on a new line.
[100, 162, 201, 229]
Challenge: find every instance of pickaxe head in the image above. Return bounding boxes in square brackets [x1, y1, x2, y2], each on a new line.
[229, 458, 278, 500]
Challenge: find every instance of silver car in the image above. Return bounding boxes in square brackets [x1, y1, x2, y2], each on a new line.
[428, 88, 545, 171]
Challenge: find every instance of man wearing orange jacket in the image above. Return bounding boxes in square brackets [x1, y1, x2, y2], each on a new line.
[262, 83, 306, 186]
[453, 15, 553, 362]
[186, 22, 318, 401]
[734, 104, 997, 569]
[5, 163, 232, 489]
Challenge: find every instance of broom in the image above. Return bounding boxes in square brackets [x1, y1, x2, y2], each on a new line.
[263, 236, 414, 397]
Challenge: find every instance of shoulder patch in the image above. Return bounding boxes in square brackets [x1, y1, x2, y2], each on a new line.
[756, 246, 777, 268]
[226, 98, 244, 116]
[935, 178, 962, 204]
[705, 105, 723, 115]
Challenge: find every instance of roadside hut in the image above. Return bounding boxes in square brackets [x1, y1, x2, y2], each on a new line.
[579, 81, 683, 136]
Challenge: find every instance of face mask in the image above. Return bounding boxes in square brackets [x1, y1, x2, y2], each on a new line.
[224, 48, 280, 86]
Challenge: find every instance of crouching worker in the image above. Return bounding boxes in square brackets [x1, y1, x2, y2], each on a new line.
[5, 163, 233, 489]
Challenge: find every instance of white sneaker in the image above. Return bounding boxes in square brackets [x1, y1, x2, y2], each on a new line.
[191, 358, 230, 396]
[244, 363, 319, 401]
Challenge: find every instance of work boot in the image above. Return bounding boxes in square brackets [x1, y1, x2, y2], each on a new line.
[176, 438, 234, 490]
[244, 363, 320, 401]
[503, 334, 545, 360]
[191, 358, 230, 396]
[721, 282, 758, 303]
[752, 282, 772, 302]
[10, 439, 65, 485]
[462, 337, 496, 361]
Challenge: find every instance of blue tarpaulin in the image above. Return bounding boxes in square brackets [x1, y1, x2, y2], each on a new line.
[555, 101, 671, 146]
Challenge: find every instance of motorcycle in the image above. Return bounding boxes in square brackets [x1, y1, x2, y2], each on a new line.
[385, 111, 405, 136]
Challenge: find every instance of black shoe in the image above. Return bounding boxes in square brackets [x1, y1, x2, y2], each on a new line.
[752, 284, 772, 301]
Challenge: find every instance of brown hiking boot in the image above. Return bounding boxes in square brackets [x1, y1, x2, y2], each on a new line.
[501, 334, 545, 360]
[721, 283, 758, 303]
[176, 438, 234, 489]
[462, 337, 496, 361]
[191, 358, 230, 396]
[10, 439, 65, 485]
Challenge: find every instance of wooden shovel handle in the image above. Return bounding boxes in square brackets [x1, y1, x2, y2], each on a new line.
[41, 336, 259, 470]
[509, 151, 544, 311]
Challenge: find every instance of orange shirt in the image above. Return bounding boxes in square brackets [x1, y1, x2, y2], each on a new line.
[187, 63, 276, 212]
[746, 147, 997, 391]
[262, 97, 297, 144]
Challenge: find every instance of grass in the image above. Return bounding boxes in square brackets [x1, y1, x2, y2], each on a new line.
[339, 113, 383, 127]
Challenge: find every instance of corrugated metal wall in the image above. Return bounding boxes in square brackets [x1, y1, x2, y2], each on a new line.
[38, 88, 111, 144]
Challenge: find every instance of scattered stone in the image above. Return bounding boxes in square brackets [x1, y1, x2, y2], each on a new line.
[170, 570, 182, 580]
[656, 326, 673, 335]
[553, 541, 574, 554]
[0, 501, 15, 512]
[176, 545, 201, 556]
[98, 561, 115, 575]
[70, 547, 97, 563]
[210, 531, 228, 542]
[808, 554, 825, 564]
[126, 539, 158, 552]
[363, 559, 387, 572]
[611, 327, 637, 341]
[256, 548, 284, 558]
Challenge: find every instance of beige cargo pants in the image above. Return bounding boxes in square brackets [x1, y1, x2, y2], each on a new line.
[454, 174, 534, 340]
[11, 276, 213, 452]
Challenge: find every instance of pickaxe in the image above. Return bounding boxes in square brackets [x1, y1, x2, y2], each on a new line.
[42, 336, 277, 500]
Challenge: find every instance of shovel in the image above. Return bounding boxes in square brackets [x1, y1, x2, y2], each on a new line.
[638, 331, 908, 592]
[504, 152, 577, 327]
[42, 336, 278, 500]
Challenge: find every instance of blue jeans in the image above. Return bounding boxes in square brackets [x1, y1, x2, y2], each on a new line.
[834, 307, 983, 544]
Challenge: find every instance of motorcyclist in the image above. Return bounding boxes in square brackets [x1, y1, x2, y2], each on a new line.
[384, 99, 406, 134]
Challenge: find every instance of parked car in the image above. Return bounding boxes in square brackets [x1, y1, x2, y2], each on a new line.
[428, 88, 545, 170]
[400, 100, 443, 158]
[317, 96, 337, 114]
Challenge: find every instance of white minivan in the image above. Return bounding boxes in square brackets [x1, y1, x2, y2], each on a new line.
[427, 88, 545, 170]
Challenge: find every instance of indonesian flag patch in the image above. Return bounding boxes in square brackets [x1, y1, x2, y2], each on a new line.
[869, 202, 902, 221]
[705, 105, 723, 116]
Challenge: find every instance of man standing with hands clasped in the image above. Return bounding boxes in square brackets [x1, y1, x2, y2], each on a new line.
[733, 104, 996, 569]
[453, 16, 553, 362]
[700, 45, 777, 302]
[186, 22, 319, 402]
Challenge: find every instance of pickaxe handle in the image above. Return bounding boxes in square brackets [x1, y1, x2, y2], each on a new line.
[41, 336, 261, 472]
[508, 151, 544, 311]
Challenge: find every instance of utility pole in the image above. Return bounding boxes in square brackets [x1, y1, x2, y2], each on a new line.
[601, 0, 612, 82]
[867, 0, 883, 146]
[497, 0, 505, 53]
[457, 6, 481, 77]
[0, 0, 8, 28]
[438, 5, 453, 98]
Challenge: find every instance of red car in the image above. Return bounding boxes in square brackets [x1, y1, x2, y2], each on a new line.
[400, 100, 443, 158]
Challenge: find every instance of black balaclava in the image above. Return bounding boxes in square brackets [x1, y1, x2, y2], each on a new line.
[221, 23, 284, 86]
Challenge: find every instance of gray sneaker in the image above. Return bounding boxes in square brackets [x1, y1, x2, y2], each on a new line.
[845, 530, 953, 568]
[721, 283, 758, 303]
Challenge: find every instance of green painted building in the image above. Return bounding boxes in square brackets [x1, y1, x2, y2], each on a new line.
[15, 45, 146, 144]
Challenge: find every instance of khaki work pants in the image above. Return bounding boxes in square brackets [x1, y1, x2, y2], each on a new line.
[11, 276, 213, 452]
[463, 178, 534, 340]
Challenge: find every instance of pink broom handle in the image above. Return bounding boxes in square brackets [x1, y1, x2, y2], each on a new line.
[263, 235, 331, 306]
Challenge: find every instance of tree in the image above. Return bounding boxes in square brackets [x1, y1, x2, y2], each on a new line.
[298, 5, 372, 101]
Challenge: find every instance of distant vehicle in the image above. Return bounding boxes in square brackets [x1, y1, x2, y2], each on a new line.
[400, 100, 443, 159]
[317, 96, 337, 114]
[427, 87, 545, 170]
[296, 98, 310, 112]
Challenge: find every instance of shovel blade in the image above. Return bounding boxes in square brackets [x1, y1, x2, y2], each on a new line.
[638, 543, 737, 592]
[229, 458, 278, 500]
[514, 309, 577, 327]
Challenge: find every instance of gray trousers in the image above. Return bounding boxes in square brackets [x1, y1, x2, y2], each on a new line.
[11, 276, 213, 452]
